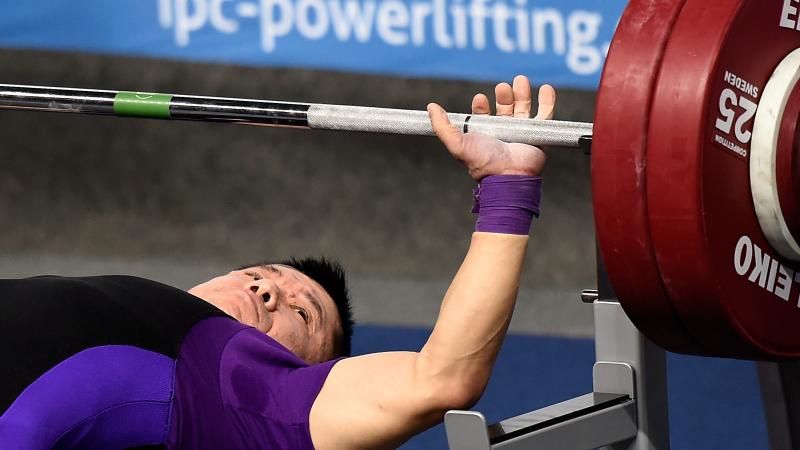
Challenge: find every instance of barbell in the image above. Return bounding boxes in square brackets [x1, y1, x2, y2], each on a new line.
[0, 0, 798, 360]
[0, 86, 591, 148]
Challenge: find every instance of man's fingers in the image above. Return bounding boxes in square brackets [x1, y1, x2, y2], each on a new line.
[494, 82, 514, 117]
[512, 75, 532, 118]
[427, 103, 464, 154]
[471, 93, 490, 115]
[534, 84, 556, 120]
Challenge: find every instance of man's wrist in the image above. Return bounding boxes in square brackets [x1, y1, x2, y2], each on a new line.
[472, 175, 542, 235]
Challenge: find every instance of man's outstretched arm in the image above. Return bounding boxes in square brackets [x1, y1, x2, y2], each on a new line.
[310, 75, 554, 450]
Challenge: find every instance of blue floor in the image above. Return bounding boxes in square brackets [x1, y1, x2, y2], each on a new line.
[352, 325, 768, 449]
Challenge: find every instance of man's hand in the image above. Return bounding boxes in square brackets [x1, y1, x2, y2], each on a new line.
[427, 75, 554, 180]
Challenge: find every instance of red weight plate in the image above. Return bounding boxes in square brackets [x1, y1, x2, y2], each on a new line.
[647, 0, 800, 359]
[593, 0, 703, 353]
[776, 82, 800, 240]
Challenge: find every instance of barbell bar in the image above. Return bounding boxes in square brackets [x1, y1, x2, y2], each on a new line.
[0, 84, 593, 149]
[2, 0, 800, 361]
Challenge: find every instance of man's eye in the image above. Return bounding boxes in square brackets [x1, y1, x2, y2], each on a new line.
[265, 265, 282, 275]
[295, 307, 309, 323]
[245, 271, 262, 280]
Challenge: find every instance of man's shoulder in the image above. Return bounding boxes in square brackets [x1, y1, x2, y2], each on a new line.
[0, 274, 177, 296]
[2, 274, 218, 311]
[0, 274, 230, 356]
[0, 274, 232, 415]
[3, 274, 184, 295]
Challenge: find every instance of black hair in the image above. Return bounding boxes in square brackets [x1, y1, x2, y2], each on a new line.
[239, 257, 354, 359]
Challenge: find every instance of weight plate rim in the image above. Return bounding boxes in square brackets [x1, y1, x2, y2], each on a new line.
[775, 84, 800, 242]
[751, 47, 800, 261]
[592, 0, 704, 354]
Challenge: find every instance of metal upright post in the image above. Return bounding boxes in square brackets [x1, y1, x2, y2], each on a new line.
[757, 361, 800, 449]
[444, 249, 671, 449]
[593, 251, 670, 450]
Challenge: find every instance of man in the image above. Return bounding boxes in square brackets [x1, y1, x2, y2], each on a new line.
[0, 75, 553, 449]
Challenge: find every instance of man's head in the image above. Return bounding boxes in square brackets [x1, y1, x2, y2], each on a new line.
[188, 257, 353, 364]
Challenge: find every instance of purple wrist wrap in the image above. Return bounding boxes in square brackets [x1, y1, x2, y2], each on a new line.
[472, 175, 542, 235]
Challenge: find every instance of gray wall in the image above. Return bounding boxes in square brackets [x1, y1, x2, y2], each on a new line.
[0, 49, 598, 335]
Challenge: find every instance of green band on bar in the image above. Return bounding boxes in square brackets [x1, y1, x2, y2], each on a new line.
[113, 92, 172, 118]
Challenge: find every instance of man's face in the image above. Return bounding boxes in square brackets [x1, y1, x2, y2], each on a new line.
[188, 264, 341, 364]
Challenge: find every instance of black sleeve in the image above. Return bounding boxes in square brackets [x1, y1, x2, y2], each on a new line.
[0, 275, 228, 413]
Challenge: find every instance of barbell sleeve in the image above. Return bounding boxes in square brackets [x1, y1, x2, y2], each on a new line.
[0, 84, 593, 148]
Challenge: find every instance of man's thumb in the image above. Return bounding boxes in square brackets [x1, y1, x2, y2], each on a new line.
[427, 103, 462, 151]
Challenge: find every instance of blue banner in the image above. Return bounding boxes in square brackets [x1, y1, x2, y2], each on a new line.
[0, 0, 626, 89]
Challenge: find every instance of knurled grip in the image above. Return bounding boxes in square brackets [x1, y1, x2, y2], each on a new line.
[307, 104, 592, 148]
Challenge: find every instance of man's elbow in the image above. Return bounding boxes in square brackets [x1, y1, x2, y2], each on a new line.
[421, 375, 487, 413]
[412, 352, 492, 415]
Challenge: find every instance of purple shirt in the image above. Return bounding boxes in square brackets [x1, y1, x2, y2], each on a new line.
[0, 276, 339, 449]
[168, 317, 341, 449]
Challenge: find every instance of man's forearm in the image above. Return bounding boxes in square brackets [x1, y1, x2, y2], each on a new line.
[417, 174, 541, 403]
[418, 231, 528, 403]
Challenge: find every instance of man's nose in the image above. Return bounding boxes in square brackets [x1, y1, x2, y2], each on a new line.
[247, 279, 282, 312]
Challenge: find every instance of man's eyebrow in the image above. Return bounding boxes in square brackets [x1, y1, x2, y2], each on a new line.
[259, 264, 281, 274]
